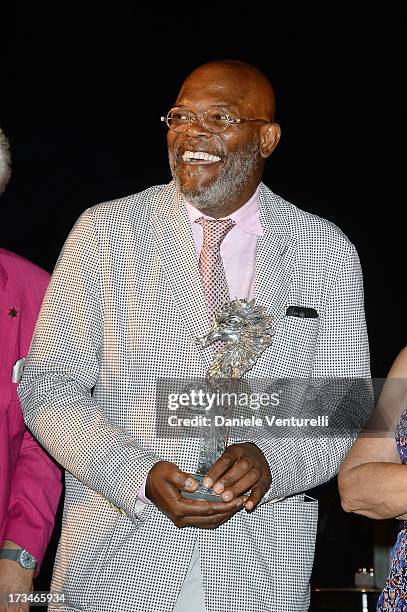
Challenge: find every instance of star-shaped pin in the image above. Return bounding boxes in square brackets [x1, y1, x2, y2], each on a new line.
[8, 308, 18, 318]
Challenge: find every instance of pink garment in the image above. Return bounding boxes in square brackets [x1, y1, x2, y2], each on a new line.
[137, 186, 263, 504]
[0, 248, 62, 570]
[195, 218, 236, 319]
[186, 185, 263, 301]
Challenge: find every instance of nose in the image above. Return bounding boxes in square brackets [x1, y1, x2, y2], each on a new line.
[184, 116, 212, 138]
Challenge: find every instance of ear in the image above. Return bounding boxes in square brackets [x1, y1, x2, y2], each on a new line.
[259, 123, 281, 159]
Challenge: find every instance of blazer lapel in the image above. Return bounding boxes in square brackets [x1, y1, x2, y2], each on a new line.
[254, 184, 297, 326]
[150, 183, 214, 370]
[150, 182, 297, 371]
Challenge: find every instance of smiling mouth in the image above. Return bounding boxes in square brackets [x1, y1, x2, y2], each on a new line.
[181, 150, 222, 165]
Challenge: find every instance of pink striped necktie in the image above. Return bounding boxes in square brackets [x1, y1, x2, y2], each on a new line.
[195, 217, 235, 320]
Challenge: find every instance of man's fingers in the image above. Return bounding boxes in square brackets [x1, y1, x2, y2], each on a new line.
[172, 496, 244, 518]
[219, 470, 261, 502]
[155, 461, 198, 491]
[148, 461, 199, 500]
[203, 452, 260, 501]
[203, 443, 272, 510]
[213, 462, 259, 496]
[203, 449, 241, 488]
[173, 508, 242, 529]
[243, 483, 267, 511]
[166, 466, 199, 492]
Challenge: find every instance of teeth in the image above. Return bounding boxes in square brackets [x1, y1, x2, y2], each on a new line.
[182, 150, 221, 162]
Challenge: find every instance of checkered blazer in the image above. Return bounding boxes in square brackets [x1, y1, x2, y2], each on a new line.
[18, 181, 371, 612]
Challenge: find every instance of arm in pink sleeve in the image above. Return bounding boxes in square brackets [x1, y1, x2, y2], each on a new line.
[2, 427, 62, 570]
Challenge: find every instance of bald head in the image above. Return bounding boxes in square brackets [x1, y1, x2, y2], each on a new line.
[168, 59, 281, 216]
[177, 60, 276, 122]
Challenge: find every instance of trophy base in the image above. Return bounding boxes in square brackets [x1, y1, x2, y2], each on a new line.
[181, 474, 223, 502]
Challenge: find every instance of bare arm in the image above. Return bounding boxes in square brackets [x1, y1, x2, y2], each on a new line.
[338, 347, 407, 519]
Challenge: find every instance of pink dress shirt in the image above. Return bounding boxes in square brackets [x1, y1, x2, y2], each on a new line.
[138, 186, 263, 503]
[0, 248, 62, 570]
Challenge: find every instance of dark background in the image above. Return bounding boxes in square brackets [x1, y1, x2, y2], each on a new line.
[1, 2, 403, 597]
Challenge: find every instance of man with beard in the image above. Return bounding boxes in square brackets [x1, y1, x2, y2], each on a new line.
[18, 61, 371, 611]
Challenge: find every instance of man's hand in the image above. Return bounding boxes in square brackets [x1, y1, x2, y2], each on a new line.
[145, 461, 244, 528]
[0, 541, 33, 612]
[202, 443, 272, 511]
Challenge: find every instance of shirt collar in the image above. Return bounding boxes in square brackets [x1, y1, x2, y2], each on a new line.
[184, 184, 263, 236]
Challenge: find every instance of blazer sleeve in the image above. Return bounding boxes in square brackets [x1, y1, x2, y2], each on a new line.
[18, 209, 162, 521]
[245, 242, 373, 502]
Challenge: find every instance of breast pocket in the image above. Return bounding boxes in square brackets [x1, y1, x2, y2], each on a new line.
[272, 315, 320, 376]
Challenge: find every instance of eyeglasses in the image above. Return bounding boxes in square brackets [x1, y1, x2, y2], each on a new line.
[161, 107, 270, 134]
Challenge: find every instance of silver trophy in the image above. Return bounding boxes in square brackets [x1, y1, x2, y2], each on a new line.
[181, 298, 274, 501]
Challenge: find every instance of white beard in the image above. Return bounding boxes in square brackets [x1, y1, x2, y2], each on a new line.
[169, 133, 261, 213]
